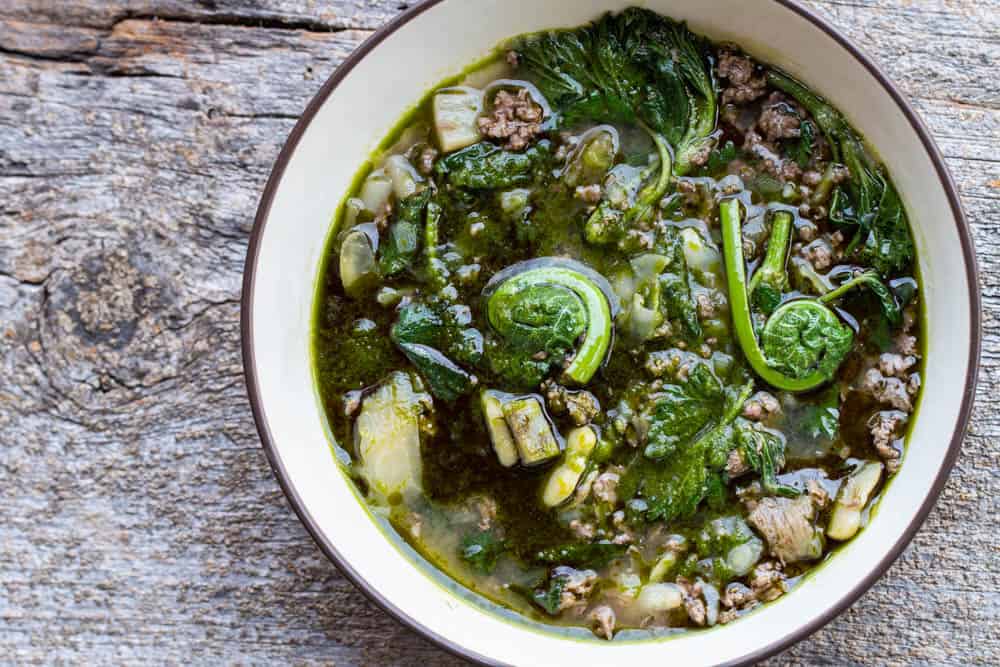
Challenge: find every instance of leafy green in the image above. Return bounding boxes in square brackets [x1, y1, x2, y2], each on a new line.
[512, 8, 716, 238]
[644, 364, 723, 460]
[391, 301, 483, 400]
[788, 119, 815, 169]
[767, 69, 914, 276]
[705, 140, 737, 174]
[460, 531, 506, 574]
[534, 543, 627, 569]
[435, 141, 550, 190]
[694, 516, 764, 581]
[379, 189, 431, 277]
[818, 270, 902, 326]
[621, 380, 753, 522]
[733, 420, 799, 497]
[526, 573, 568, 616]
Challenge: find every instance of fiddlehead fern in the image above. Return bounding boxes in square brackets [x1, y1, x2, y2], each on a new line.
[484, 258, 617, 386]
[720, 198, 853, 392]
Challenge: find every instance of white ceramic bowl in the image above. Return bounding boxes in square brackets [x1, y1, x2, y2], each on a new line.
[242, 1, 980, 664]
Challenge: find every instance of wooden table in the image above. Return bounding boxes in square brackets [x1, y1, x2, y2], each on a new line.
[2, 1, 997, 664]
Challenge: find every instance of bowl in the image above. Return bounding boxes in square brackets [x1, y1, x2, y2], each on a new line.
[241, 1, 980, 664]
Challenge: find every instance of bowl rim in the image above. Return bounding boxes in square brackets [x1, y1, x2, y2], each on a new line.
[240, 0, 982, 664]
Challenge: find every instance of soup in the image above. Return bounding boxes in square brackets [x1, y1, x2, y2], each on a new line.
[312, 7, 921, 639]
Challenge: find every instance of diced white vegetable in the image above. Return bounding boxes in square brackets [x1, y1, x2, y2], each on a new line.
[827, 461, 884, 540]
[384, 154, 423, 199]
[433, 87, 482, 153]
[700, 581, 720, 626]
[649, 552, 680, 584]
[343, 197, 366, 229]
[353, 372, 429, 504]
[339, 225, 378, 298]
[542, 426, 597, 507]
[502, 397, 560, 466]
[481, 391, 518, 467]
[680, 227, 724, 288]
[359, 169, 393, 213]
[725, 539, 764, 577]
[635, 583, 684, 614]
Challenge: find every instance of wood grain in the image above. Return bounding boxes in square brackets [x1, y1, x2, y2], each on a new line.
[1, 1, 997, 664]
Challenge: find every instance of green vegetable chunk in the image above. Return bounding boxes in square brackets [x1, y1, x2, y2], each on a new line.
[460, 530, 506, 574]
[380, 189, 431, 277]
[733, 420, 799, 497]
[644, 364, 724, 460]
[391, 301, 482, 401]
[534, 542, 627, 569]
[502, 397, 560, 466]
[435, 141, 549, 190]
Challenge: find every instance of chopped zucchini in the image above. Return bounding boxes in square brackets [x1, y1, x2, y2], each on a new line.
[359, 169, 394, 213]
[433, 87, 482, 153]
[502, 396, 560, 466]
[542, 426, 597, 507]
[482, 391, 518, 467]
[339, 224, 378, 298]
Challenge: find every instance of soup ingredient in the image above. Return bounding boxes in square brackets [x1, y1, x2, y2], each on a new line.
[502, 396, 561, 466]
[484, 259, 615, 385]
[766, 70, 914, 276]
[461, 530, 507, 574]
[721, 198, 853, 392]
[339, 224, 379, 297]
[380, 189, 431, 277]
[827, 461, 884, 540]
[435, 140, 550, 189]
[512, 9, 716, 238]
[391, 301, 482, 401]
[353, 372, 429, 504]
[542, 425, 597, 507]
[748, 494, 826, 564]
[433, 87, 483, 152]
[481, 391, 519, 467]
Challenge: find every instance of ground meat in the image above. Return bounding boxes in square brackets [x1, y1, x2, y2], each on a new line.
[726, 448, 750, 478]
[758, 92, 802, 142]
[554, 567, 598, 612]
[800, 238, 834, 271]
[478, 88, 544, 151]
[748, 495, 824, 564]
[722, 582, 757, 610]
[796, 219, 819, 242]
[610, 510, 635, 545]
[879, 353, 917, 378]
[542, 380, 601, 425]
[869, 410, 907, 474]
[575, 184, 603, 204]
[895, 333, 919, 356]
[569, 519, 596, 540]
[592, 471, 620, 505]
[506, 50, 520, 67]
[742, 391, 781, 422]
[718, 50, 767, 105]
[417, 146, 438, 175]
[802, 170, 823, 187]
[471, 496, 497, 531]
[589, 605, 616, 640]
[862, 368, 913, 413]
[806, 479, 830, 509]
[749, 561, 787, 602]
[373, 201, 393, 232]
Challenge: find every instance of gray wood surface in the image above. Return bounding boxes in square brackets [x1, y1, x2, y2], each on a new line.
[1, 1, 997, 664]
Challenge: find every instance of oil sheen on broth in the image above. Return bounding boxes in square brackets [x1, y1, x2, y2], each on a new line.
[312, 7, 922, 639]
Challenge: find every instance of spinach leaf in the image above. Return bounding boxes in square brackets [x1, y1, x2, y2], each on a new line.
[705, 140, 737, 173]
[379, 189, 431, 277]
[534, 543, 627, 569]
[391, 300, 483, 401]
[460, 531, 506, 574]
[435, 142, 549, 190]
[800, 388, 840, 441]
[788, 119, 815, 169]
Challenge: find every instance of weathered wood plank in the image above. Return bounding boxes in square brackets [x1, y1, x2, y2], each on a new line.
[0, 1, 997, 665]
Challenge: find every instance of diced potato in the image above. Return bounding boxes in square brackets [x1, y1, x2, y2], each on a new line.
[339, 225, 378, 298]
[481, 391, 518, 467]
[502, 397, 560, 466]
[353, 372, 430, 505]
[433, 87, 482, 153]
[542, 426, 597, 507]
[827, 461, 884, 540]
